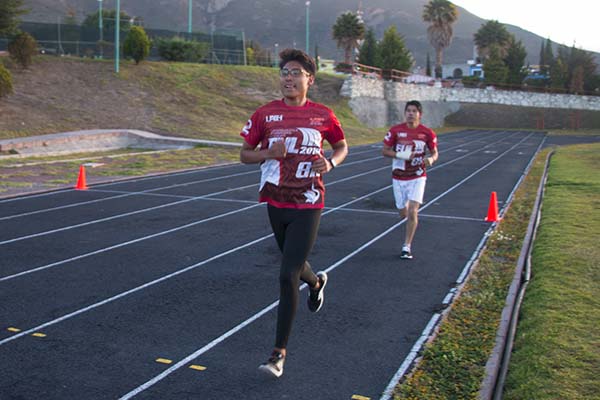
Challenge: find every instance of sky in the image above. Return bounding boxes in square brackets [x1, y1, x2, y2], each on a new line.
[451, 0, 600, 53]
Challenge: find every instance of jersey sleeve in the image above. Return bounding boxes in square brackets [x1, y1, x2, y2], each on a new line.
[427, 129, 438, 151]
[383, 129, 395, 147]
[240, 110, 264, 148]
[324, 110, 345, 144]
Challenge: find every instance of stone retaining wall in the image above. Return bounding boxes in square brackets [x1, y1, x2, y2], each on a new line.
[341, 75, 600, 128]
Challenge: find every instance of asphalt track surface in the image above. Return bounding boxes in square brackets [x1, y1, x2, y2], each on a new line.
[0, 129, 572, 399]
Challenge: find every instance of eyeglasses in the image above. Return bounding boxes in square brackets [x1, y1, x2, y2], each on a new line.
[279, 68, 310, 78]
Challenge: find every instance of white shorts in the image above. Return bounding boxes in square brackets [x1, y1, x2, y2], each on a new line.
[393, 177, 426, 210]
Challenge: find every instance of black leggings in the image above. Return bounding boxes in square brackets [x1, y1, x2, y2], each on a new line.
[267, 205, 321, 349]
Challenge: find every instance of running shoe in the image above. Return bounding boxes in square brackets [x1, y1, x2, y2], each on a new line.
[400, 247, 413, 260]
[258, 351, 285, 378]
[307, 271, 328, 312]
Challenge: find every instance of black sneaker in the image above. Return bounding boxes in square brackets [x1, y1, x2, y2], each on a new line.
[258, 351, 285, 378]
[307, 271, 328, 312]
[400, 249, 413, 260]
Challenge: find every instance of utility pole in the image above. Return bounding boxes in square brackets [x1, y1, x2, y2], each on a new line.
[115, 0, 120, 73]
[305, 1, 310, 54]
[98, 0, 103, 58]
[188, 0, 192, 36]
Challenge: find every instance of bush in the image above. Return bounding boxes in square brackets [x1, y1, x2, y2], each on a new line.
[462, 76, 483, 88]
[0, 64, 14, 98]
[156, 37, 209, 63]
[123, 26, 151, 65]
[8, 32, 37, 69]
[334, 62, 352, 73]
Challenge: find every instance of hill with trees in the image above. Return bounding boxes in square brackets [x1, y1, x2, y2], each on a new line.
[18, 0, 599, 68]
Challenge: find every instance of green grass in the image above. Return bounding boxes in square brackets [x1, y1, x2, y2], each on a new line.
[503, 143, 600, 400]
[394, 143, 599, 399]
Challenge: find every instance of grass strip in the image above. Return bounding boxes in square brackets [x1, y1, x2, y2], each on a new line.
[503, 143, 600, 400]
[394, 146, 552, 399]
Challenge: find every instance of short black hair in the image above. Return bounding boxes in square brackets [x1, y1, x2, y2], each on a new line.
[279, 48, 317, 76]
[404, 100, 423, 114]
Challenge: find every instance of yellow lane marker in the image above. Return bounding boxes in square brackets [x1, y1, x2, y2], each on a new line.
[155, 358, 173, 365]
[7, 327, 21, 333]
[32, 332, 47, 338]
[351, 395, 371, 400]
[189, 365, 207, 371]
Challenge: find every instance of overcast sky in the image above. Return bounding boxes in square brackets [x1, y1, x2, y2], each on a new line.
[451, 0, 600, 53]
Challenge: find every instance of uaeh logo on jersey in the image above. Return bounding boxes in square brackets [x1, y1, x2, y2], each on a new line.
[266, 114, 283, 123]
[309, 117, 325, 126]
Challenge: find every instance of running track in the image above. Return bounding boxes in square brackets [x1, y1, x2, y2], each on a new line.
[1, 130, 549, 399]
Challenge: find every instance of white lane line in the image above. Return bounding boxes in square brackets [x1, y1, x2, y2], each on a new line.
[332, 208, 485, 222]
[0, 183, 257, 246]
[0, 133, 534, 358]
[0, 169, 260, 221]
[117, 133, 536, 398]
[379, 314, 442, 400]
[0, 131, 519, 280]
[0, 180, 399, 347]
[0, 154, 385, 223]
[0, 203, 264, 282]
[0, 162, 245, 204]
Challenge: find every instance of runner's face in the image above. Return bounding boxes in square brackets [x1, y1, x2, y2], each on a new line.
[404, 105, 421, 125]
[280, 61, 314, 100]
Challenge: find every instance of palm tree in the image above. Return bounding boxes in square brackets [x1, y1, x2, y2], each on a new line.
[332, 12, 365, 64]
[422, 0, 458, 78]
[473, 20, 511, 60]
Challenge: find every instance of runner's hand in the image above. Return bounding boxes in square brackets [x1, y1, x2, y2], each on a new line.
[312, 156, 331, 174]
[268, 140, 287, 159]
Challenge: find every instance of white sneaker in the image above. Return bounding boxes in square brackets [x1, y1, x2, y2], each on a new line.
[258, 351, 285, 378]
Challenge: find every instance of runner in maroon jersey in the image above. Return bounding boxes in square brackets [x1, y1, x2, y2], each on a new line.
[382, 100, 438, 260]
[240, 48, 348, 378]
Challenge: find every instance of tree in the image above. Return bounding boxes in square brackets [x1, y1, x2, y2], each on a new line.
[426, 52, 432, 76]
[0, 63, 13, 98]
[8, 31, 37, 68]
[332, 12, 365, 64]
[0, 0, 27, 37]
[422, 0, 458, 78]
[123, 25, 150, 64]
[549, 57, 568, 90]
[377, 26, 413, 73]
[474, 20, 511, 59]
[504, 36, 527, 85]
[483, 46, 508, 85]
[82, 9, 132, 41]
[569, 65, 584, 94]
[357, 28, 378, 67]
[539, 38, 554, 75]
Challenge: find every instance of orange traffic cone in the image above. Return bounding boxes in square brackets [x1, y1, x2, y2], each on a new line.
[75, 165, 88, 190]
[485, 191, 499, 222]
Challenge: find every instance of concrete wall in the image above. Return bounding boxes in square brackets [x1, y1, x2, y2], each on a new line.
[341, 75, 600, 128]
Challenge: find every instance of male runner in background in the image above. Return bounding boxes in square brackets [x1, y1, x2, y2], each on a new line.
[382, 100, 438, 260]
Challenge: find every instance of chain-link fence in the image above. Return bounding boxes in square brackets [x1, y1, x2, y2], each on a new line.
[0, 21, 271, 66]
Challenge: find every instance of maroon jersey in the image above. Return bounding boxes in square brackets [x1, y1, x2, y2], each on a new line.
[240, 99, 345, 209]
[383, 123, 437, 180]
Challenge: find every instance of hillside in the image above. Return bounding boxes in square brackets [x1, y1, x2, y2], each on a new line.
[19, 0, 599, 68]
[0, 56, 378, 142]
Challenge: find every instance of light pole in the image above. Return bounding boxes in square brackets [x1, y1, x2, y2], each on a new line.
[188, 0, 192, 35]
[115, 0, 120, 73]
[98, 0, 103, 58]
[274, 43, 279, 67]
[305, 1, 310, 54]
